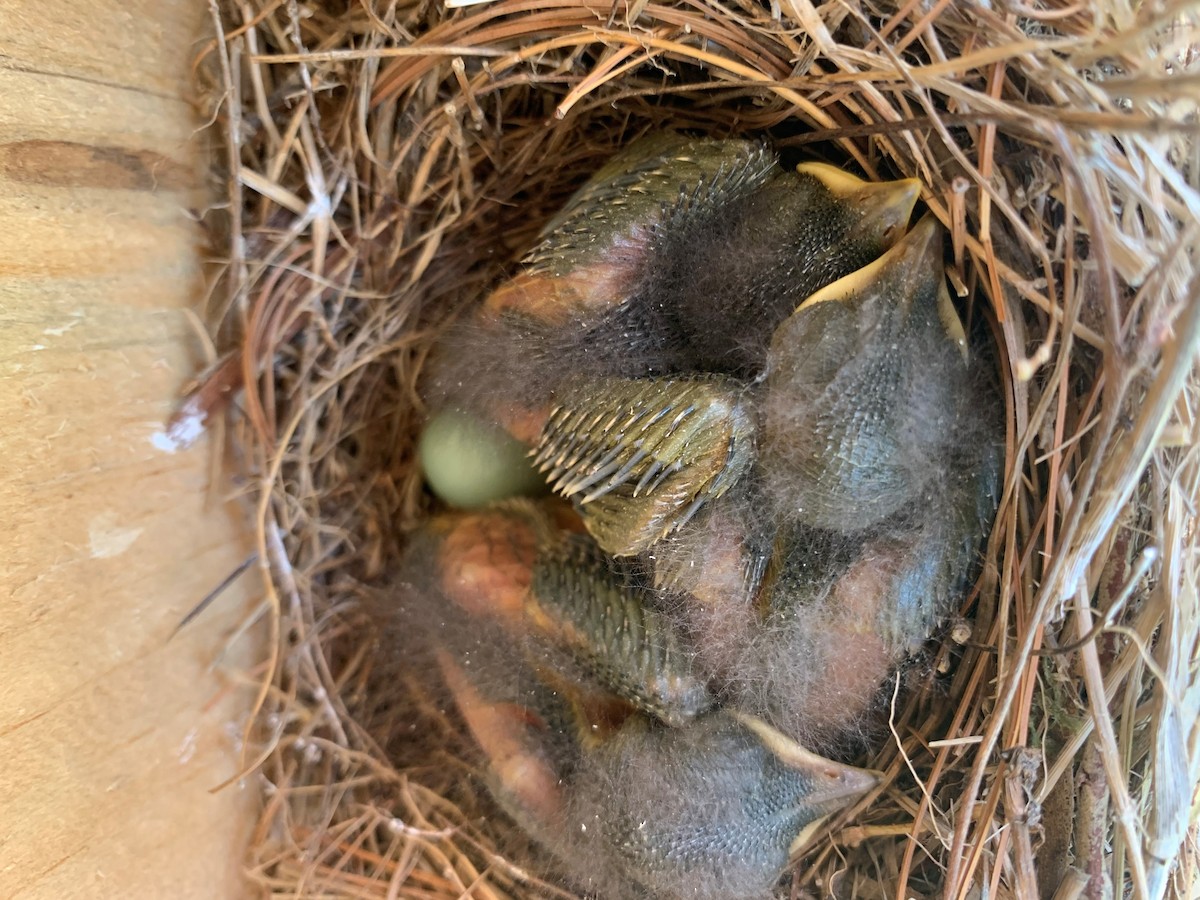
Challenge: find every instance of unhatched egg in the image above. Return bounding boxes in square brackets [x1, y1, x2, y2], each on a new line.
[419, 409, 547, 508]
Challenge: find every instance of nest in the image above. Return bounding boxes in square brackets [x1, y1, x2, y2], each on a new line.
[192, 1, 1200, 897]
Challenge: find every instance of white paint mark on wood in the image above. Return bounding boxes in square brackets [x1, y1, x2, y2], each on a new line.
[88, 512, 143, 559]
[44, 318, 81, 337]
[177, 728, 199, 764]
[150, 395, 205, 453]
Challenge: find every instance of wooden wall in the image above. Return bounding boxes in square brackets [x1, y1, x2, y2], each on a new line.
[0, 2, 259, 896]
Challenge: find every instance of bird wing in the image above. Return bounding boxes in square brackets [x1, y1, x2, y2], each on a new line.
[527, 134, 776, 278]
[533, 375, 755, 556]
[530, 532, 713, 727]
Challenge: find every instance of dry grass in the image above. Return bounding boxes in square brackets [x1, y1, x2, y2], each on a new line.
[191, 0, 1200, 897]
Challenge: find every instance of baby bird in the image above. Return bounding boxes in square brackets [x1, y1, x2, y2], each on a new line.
[392, 500, 880, 900]
[403, 136, 1002, 894]
[436, 137, 919, 556]
[427, 133, 920, 447]
[417, 500, 712, 727]
[454, 668, 879, 900]
[485, 133, 921, 378]
[759, 213, 974, 531]
[661, 459, 999, 749]
[626, 216, 999, 745]
[529, 215, 992, 547]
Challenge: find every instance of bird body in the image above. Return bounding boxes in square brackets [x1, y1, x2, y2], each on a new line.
[425, 501, 712, 726]
[631, 215, 1002, 745]
[553, 711, 877, 900]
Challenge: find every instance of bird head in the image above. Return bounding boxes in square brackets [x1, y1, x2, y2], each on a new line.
[437, 635, 878, 900]
[762, 213, 972, 532]
[558, 709, 879, 900]
[793, 161, 921, 254]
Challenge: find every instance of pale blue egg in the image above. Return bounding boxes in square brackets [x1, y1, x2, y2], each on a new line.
[419, 409, 547, 508]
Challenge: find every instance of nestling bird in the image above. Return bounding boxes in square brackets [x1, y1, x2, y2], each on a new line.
[529, 214, 994, 539]
[758, 212, 975, 531]
[390, 499, 880, 900]
[525, 214, 1002, 746]
[417, 148, 998, 748]
[416, 500, 712, 727]
[658, 462, 1000, 749]
[483, 133, 922, 378]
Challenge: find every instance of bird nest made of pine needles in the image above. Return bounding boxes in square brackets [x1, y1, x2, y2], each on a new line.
[191, 1, 1200, 897]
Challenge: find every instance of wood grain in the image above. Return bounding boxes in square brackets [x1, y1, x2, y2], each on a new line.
[0, 2, 259, 897]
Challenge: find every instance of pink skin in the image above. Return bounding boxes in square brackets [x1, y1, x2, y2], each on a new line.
[433, 505, 640, 825]
[679, 512, 917, 745]
[792, 544, 907, 736]
[484, 229, 651, 324]
[435, 647, 564, 825]
[435, 509, 540, 622]
[433, 509, 566, 823]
